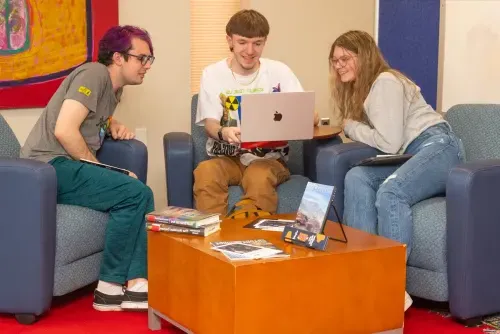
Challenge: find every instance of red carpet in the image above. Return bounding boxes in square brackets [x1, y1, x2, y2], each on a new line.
[0, 292, 492, 333]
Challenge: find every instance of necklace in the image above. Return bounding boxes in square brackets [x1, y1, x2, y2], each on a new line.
[229, 58, 260, 86]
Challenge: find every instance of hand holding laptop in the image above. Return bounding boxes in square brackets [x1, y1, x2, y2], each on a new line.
[220, 126, 241, 144]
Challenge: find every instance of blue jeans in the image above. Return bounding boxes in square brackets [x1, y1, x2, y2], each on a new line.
[343, 122, 464, 259]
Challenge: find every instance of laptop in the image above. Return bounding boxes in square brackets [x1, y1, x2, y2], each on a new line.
[239, 91, 315, 142]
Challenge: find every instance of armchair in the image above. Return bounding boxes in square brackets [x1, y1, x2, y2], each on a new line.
[0, 115, 148, 324]
[316, 104, 500, 324]
[164, 94, 342, 214]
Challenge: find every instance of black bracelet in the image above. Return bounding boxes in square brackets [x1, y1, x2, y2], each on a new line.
[218, 126, 225, 141]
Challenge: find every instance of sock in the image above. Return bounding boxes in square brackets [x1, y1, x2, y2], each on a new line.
[127, 281, 148, 293]
[96, 281, 123, 295]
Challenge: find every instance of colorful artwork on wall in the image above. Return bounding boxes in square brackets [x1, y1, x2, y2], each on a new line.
[0, 0, 118, 109]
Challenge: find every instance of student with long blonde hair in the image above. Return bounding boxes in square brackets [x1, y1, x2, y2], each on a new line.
[329, 30, 464, 311]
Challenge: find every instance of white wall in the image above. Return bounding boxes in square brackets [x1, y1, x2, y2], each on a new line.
[441, 0, 500, 112]
[116, 0, 191, 208]
[0, 108, 43, 145]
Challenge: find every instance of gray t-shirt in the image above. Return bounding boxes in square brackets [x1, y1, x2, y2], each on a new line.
[20, 62, 122, 163]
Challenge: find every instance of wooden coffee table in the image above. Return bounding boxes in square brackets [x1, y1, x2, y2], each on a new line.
[148, 214, 406, 334]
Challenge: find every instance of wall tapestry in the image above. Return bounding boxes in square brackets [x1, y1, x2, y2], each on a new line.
[0, 0, 118, 109]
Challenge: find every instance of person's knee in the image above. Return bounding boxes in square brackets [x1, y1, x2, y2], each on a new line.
[375, 175, 402, 209]
[244, 162, 276, 187]
[123, 178, 153, 202]
[142, 184, 154, 201]
[345, 167, 369, 189]
[194, 159, 224, 185]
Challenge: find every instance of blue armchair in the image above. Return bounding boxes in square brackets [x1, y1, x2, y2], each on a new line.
[163, 94, 342, 213]
[316, 104, 500, 324]
[0, 114, 148, 324]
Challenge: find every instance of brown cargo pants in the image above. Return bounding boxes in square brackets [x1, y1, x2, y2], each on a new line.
[193, 157, 290, 215]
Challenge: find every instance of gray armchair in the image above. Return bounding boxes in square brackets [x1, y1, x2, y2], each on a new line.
[163, 94, 342, 213]
[0, 114, 148, 324]
[316, 104, 500, 324]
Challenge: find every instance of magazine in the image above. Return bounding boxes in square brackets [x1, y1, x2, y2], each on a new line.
[210, 239, 289, 261]
[292, 182, 336, 234]
[243, 218, 296, 232]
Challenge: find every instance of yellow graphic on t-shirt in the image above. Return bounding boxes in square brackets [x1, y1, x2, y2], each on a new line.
[225, 95, 239, 111]
[219, 93, 238, 127]
[78, 86, 92, 96]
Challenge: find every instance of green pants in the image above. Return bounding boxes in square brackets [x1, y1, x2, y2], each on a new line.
[50, 157, 154, 284]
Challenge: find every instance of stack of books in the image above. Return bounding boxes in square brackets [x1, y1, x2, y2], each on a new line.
[210, 239, 289, 261]
[145, 206, 221, 236]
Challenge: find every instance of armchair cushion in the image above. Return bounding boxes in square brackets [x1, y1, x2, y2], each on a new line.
[408, 197, 447, 272]
[0, 115, 20, 158]
[445, 104, 500, 161]
[406, 197, 448, 302]
[54, 205, 108, 267]
[53, 205, 109, 296]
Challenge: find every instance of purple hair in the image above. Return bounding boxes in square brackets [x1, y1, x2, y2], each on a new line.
[98, 25, 154, 66]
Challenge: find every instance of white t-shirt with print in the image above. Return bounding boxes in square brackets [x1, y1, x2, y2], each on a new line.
[195, 57, 304, 165]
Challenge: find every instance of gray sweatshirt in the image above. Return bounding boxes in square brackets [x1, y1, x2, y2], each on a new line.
[344, 72, 446, 154]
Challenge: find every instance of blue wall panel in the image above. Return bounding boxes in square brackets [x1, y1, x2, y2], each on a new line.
[378, 0, 440, 109]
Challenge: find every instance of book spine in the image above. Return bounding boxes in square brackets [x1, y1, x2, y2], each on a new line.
[145, 215, 199, 227]
[146, 223, 206, 236]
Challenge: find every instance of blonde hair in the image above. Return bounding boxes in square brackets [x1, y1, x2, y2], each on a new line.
[329, 30, 416, 124]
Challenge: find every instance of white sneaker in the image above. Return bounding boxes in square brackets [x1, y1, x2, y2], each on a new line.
[120, 290, 148, 311]
[404, 291, 413, 311]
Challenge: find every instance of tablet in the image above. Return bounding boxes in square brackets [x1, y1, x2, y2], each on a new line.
[355, 154, 413, 167]
[80, 158, 130, 175]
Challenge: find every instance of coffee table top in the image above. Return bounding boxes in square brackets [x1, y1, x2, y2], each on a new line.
[149, 214, 404, 266]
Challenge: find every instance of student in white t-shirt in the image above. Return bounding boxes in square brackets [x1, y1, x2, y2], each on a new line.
[194, 9, 319, 218]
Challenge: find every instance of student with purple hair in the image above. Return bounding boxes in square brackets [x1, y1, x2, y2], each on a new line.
[21, 25, 156, 312]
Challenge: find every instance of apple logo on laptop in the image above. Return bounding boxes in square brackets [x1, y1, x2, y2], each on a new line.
[273, 111, 283, 121]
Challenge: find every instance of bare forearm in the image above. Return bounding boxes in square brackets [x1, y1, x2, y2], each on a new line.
[56, 132, 98, 162]
[205, 119, 221, 140]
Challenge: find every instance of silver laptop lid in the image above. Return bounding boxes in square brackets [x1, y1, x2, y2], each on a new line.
[239, 91, 315, 142]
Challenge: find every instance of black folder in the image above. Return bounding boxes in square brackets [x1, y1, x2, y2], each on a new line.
[355, 154, 413, 167]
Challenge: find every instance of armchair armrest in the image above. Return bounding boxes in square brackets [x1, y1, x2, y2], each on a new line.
[303, 136, 343, 181]
[97, 138, 148, 183]
[164, 132, 194, 208]
[447, 160, 500, 321]
[0, 158, 57, 316]
[315, 142, 379, 221]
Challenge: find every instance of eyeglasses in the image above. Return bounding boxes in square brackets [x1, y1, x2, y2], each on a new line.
[126, 53, 155, 66]
[330, 55, 353, 67]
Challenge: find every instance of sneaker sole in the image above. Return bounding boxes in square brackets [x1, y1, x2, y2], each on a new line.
[121, 301, 148, 311]
[93, 303, 123, 312]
